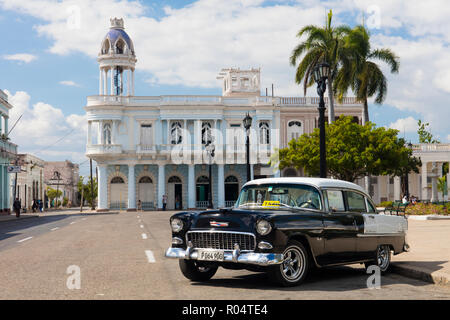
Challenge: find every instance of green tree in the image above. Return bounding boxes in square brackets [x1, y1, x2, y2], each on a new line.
[78, 176, 98, 208]
[47, 187, 62, 207]
[437, 177, 446, 200]
[417, 120, 440, 144]
[290, 9, 351, 123]
[335, 25, 399, 124]
[273, 116, 421, 182]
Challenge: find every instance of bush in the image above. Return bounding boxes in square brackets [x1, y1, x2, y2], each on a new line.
[62, 197, 69, 207]
[378, 201, 393, 208]
[405, 202, 448, 215]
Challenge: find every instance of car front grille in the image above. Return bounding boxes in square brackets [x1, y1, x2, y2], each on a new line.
[187, 231, 256, 251]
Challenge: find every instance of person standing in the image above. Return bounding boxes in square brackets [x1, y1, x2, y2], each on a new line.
[13, 198, 21, 218]
[162, 194, 167, 211]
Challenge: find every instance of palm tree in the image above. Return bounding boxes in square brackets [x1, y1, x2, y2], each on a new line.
[335, 25, 400, 124]
[290, 10, 351, 123]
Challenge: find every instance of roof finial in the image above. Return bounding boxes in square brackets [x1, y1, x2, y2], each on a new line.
[110, 17, 124, 29]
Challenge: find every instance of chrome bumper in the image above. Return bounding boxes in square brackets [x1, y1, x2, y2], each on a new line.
[165, 247, 284, 266]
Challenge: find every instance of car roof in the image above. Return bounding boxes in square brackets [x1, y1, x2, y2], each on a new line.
[243, 177, 367, 194]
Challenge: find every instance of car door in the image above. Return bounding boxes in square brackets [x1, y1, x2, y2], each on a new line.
[344, 190, 372, 261]
[321, 189, 358, 265]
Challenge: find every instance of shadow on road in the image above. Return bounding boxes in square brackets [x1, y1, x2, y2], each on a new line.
[0, 211, 119, 241]
[189, 264, 438, 291]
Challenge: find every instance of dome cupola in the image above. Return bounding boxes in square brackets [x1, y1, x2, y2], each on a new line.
[98, 18, 137, 96]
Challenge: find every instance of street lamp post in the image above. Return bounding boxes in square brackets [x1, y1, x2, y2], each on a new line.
[205, 139, 215, 209]
[313, 62, 331, 178]
[243, 113, 253, 182]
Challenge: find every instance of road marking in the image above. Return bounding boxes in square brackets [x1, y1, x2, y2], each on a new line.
[140, 224, 144, 228]
[145, 250, 156, 263]
[82, 218, 87, 221]
[70, 221, 76, 225]
[17, 237, 33, 243]
[141, 233, 148, 239]
[51, 227, 59, 231]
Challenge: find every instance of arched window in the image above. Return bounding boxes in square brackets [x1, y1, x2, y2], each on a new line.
[111, 177, 124, 184]
[201, 122, 212, 145]
[139, 176, 152, 183]
[115, 39, 125, 54]
[225, 176, 238, 183]
[168, 176, 182, 183]
[102, 39, 110, 54]
[196, 176, 210, 184]
[170, 121, 183, 145]
[283, 168, 297, 177]
[259, 122, 270, 144]
[287, 120, 303, 142]
[103, 123, 112, 145]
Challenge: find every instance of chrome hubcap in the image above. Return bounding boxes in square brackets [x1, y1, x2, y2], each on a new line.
[281, 247, 306, 282]
[377, 246, 390, 270]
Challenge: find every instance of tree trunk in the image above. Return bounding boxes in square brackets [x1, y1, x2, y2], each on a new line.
[362, 98, 369, 125]
[327, 76, 335, 124]
[363, 98, 370, 194]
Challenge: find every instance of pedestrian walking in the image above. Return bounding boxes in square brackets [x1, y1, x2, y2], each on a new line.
[138, 200, 142, 211]
[13, 198, 21, 218]
[31, 199, 37, 213]
[38, 199, 44, 213]
[162, 194, 167, 211]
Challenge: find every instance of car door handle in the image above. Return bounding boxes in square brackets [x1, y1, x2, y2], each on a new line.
[368, 215, 375, 219]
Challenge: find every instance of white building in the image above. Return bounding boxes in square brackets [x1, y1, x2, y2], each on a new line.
[85, 18, 365, 211]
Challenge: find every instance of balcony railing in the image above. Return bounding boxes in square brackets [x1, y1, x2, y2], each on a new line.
[412, 144, 450, 152]
[196, 201, 209, 208]
[280, 96, 359, 106]
[0, 139, 18, 159]
[86, 144, 122, 155]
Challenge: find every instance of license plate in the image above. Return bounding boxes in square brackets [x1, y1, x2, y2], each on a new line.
[197, 249, 224, 261]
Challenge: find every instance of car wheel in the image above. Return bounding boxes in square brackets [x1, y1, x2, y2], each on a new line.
[365, 245, 391, 273]
[268, 240, 310, 287]
[179, 259, 218, 282]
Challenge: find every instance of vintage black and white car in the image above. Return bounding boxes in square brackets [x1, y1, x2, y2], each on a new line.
[165, 177, 409, 287]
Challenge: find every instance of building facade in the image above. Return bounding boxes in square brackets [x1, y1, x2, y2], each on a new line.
[9, 154, 45, 211]
[85, 18, 365, 211]
[44, 161, 80, 207]
[0, 89, 18, 214]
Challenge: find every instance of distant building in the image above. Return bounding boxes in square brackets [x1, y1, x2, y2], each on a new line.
[85, 19, 364, 211]
[0, 89, 18, 214]
[44, 161, 80, 206]
[9, 154, 45, 211]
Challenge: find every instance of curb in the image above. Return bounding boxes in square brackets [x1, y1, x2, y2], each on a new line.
[406, 215, 450, 220]
[391, 263, 450, 287]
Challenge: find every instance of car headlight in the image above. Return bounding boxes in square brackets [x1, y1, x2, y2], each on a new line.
[256, 219, 272, 236]
[170, 218, 184, 233]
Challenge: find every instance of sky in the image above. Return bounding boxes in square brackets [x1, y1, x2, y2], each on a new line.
[1, 0, 449, 176]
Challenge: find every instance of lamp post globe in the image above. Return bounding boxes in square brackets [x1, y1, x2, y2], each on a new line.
[313, 62, 330, 179]
[243, 113, 253, 182]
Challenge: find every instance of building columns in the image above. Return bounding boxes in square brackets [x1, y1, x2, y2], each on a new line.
[158, 164, 165, 209]
[393, 176, 401, 201]
[188, 164, 195, 209]
[217, 164, 225, 208]
[97, 164, 108, 211]
[127, 164, 136, 210]
[421, 162, 428, 201]
[431, 162, 439, 202]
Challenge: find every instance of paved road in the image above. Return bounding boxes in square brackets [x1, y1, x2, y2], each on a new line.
[0, 210, 450, 300]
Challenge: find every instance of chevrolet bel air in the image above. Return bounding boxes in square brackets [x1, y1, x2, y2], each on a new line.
[165, 178, 409, 287]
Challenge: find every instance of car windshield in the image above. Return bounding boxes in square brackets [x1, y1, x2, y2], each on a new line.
[236, 183, 322, 210]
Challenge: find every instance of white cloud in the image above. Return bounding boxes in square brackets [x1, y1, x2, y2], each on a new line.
[1, 0, 449, 140]
[59, 80, 80, 87]
[4, 90, 87, 165]
[3, 53, 37, 63]
[388, 116, 418, 133]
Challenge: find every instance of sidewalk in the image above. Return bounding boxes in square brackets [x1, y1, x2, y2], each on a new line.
[391, 219, 450, 287]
